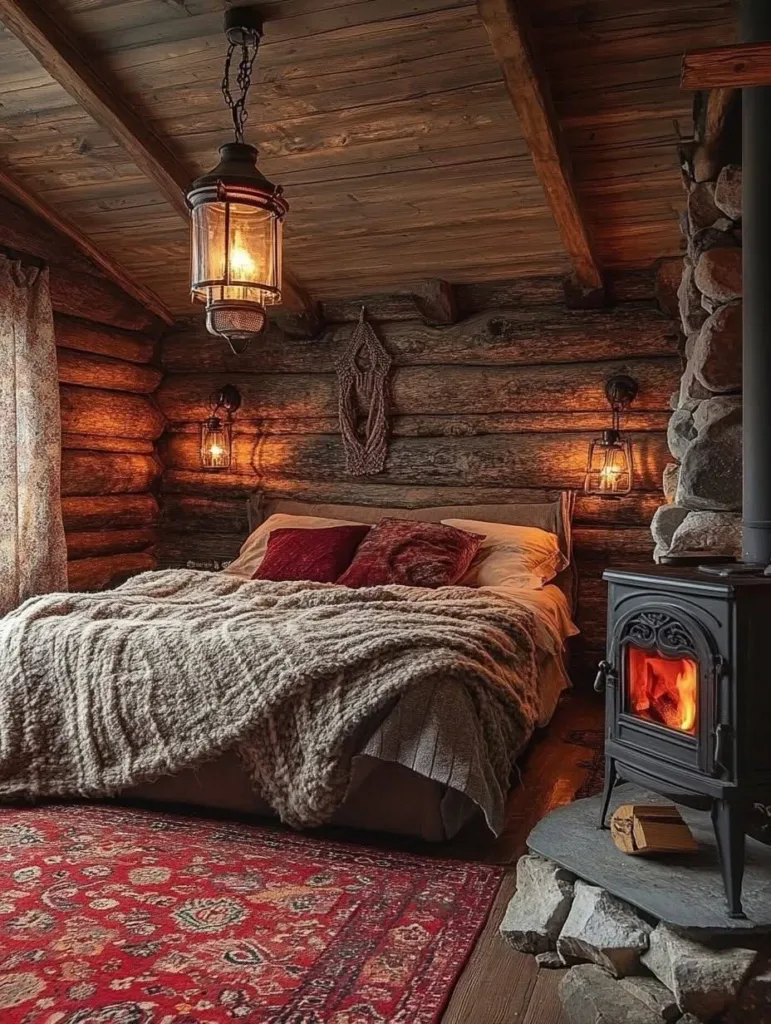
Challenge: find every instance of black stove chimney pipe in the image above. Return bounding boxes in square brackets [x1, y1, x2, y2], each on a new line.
[741, 0, 771, 565]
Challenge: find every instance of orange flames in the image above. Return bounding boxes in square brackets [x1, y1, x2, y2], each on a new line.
[627, 647, 698, 734]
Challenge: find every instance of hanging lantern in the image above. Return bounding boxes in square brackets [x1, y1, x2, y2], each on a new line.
[188, 7, 287, 353]
[200, 385, 241, 470]
[584, 374, 638, 497]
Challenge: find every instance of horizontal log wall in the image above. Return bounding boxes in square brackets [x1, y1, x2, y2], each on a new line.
[57, 311, 165, 589]
[158, 272, 682, 682]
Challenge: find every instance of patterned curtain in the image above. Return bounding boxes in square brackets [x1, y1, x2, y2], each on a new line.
[0, 254, 67, 615]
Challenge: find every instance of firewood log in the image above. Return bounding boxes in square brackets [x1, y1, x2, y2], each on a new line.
[610, 804, 698, 856]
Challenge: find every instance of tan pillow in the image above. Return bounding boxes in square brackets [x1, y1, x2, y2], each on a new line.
[442, 519, 567, 589]
[225, 513, 364, 579]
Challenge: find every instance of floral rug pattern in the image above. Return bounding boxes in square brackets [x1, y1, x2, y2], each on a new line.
[0, 804, 501, 1023]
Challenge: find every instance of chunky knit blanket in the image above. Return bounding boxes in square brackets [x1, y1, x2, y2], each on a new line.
[0, 569, 540, 828]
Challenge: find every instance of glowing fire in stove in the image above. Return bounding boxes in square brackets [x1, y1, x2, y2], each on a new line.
[627, 647, 698, 734]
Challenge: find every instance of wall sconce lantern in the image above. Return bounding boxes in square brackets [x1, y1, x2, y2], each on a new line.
[201, 385, 241, 470]
[187, 6, 287, 354]
[584, 374, 638, 498]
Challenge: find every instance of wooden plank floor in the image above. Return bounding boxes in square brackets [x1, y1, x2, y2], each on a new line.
[440, 690, 604, 1024]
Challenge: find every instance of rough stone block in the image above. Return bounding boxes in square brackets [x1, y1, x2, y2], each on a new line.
[500, 853, 575, 954]
[559, 964, 662, 1024]
[694, 247, 742, 304]
[700, 292, 720, 315]
[692, 301, 741, 393]
[651, 504, 689, 553]
[689, 221, 738, 263]
[536, 949, 566, 970]
[687, 180, 720, 235]
[678, 261, 708, 335]
[667, 407, 697, 461]
[642, 924, 757, 1019]
[557, 881, 652, 977]
[684, 332, 699, 362]
[669, 510, 742, 558]
[676, 396, 742, 511]
[714, 164, 742, 221]
[619, 977, 681, 1022]
[693, 393, 741, 432]
[663, 463, 679, 504]
[679, 363, 713, 404]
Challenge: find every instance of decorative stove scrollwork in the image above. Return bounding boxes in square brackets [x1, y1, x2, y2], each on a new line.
[620, 610, 697, 659]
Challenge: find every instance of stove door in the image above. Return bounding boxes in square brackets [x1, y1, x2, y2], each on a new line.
[609, 606, 720, 778]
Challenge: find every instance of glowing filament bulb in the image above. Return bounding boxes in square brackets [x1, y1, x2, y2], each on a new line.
[230, 234, 256, 279]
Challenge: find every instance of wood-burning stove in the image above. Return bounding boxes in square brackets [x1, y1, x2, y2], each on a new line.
[596, 566, 771, 918]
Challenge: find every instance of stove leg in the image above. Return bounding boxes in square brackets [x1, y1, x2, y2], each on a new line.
[598, 757, 617, 829]
[711, 799, 746, 919]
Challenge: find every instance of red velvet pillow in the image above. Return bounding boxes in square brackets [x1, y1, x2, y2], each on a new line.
[336, 518, 484, 589]
[252, 525, 370, 583]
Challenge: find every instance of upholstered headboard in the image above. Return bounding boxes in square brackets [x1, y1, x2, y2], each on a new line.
[246, 490, 577, 603]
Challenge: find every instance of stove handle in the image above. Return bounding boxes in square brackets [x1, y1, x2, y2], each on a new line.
[714, 723, 732, 776]
[593, 660, 615, 693]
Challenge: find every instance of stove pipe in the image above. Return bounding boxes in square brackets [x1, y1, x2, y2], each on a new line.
[741, 0, 771, 564]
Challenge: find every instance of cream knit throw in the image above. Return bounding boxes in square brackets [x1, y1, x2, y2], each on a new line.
[0, 569, 540, 828]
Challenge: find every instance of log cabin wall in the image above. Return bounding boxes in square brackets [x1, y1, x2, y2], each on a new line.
[0, 194, 166, 591]
[157, 268, 682, 681]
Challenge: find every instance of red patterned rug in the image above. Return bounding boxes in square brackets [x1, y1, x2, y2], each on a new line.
[0, 803, 502, 1023]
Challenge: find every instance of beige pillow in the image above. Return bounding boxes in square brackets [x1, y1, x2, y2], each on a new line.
[442, 519, 566, 589]
[225, 513, 365, 579]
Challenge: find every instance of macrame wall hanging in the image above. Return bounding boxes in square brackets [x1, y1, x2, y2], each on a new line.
[335, 307, 392, 475]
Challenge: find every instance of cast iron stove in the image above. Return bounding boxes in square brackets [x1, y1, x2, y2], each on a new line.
[596, 565, 771, 918]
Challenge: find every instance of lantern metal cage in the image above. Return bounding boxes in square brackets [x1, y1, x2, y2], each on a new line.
[584, 374, 639, 498]
[200, 385, 242, 471]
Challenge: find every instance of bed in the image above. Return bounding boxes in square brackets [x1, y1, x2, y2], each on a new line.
[120, 492, 579, 841]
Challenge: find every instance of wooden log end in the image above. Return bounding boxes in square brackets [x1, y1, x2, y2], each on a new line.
[410, 278, 459, 325]
[563, 274, 607, 310]
[610, 804, 698, 856]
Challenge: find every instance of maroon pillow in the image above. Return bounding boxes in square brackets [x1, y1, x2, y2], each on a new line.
[252, 525, 370, 583]
[337, 518, 483, 589]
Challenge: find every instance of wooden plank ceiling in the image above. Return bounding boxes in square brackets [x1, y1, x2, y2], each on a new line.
[0, 0, 735, 316]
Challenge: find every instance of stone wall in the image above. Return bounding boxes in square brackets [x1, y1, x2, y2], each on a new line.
[652, 161, 743, 562]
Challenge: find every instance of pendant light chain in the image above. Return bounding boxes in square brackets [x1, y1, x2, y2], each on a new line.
[222, 34, 260, 145]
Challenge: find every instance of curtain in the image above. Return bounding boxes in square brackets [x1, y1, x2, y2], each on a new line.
[0, 254, 67, 615]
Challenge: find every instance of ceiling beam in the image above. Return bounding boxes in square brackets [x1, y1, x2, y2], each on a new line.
[0, 0, 188, 219]
[0, 168, 174, 325]
[682, 42, 771, 90]
[0, 0, 316, 318]
[477, 0, 602, 290]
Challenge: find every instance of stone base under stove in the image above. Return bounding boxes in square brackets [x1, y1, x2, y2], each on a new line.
[500, 785, 771, 1023]
[529, 784, 771, 935]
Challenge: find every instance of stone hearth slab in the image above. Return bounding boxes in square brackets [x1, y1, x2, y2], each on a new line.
[528, 785, 771, 937]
